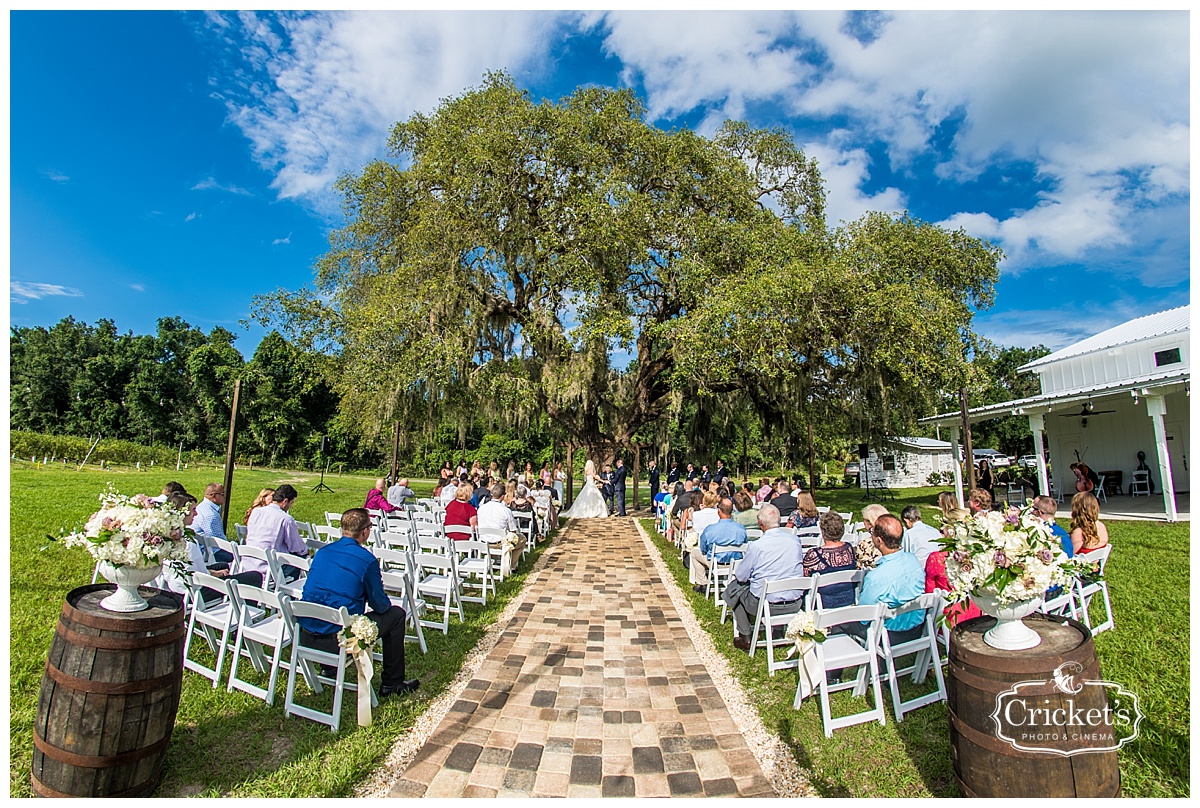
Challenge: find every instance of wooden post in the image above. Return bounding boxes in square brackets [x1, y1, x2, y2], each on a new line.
[390, 421, 401, 484]
[960, 387, 977, 490]
[807, 422, 816, 491]
[742, 432, 748, 482]
[632, 444, 641, 511]
[565, 444, 574, 508]
[221, 379, 242, 536]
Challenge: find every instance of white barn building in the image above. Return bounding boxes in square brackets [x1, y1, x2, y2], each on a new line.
[861, 438, 956, 489]
[922, 306, 1189, 521]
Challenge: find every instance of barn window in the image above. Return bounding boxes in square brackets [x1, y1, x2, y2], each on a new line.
[1154, 347, 1181, 367]
[882, 456, 896, 471]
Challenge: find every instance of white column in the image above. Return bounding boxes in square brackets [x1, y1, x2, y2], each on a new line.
[948, 425, 964, 507]
[1145, 395, 1178, 522]
[1028, 414, 1049, 499]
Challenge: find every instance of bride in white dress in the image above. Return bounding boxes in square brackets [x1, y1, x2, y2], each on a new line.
[561, 459, 610, 519]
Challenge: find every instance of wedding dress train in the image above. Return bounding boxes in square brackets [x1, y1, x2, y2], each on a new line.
[561, 473, 610, 519]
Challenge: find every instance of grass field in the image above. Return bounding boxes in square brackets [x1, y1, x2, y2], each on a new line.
[640, 484, 1190, 797]
[9, 462, 551, 797]
[10, 467, 1189, 796]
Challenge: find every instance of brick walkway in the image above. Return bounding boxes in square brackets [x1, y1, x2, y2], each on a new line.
[388, 518, 776, 798]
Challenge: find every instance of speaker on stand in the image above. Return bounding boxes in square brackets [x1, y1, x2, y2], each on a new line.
[313, 435, 334, 493]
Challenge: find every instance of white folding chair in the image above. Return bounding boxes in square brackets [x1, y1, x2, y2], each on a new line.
[476, 526, 511, 581]
[810, 569, 866, 611]
[798, 603, 887, 737]
[293, 521, 316, 542]
[1094, 475, 1107, 503]
[305, 537, 330, 555]
[412, 535, 463, 633]
[312, 524, 340, 542]
[375, 548, 428, 654]
[877, 593, 947, 721]
[324, 511, 343, 528]
[454, 538, 496, 606]
[744, 527, 763, 541]
[227, 584, 292, 706]
[1130, 470, 1151, 497]
[1006, 483, 1024, 506]
[750, 577, 817, 676]
[275, 551, 311, 599]
[703, 545, 743, 612]
[237, 545, 275, 591]
[211, 537, 243, 574]
[1074, 546, 1114, 635]
[816, 506, 830, 514]
[183, 572, 247, 687]
[795, 527, 822, 549]
[282, 600, 377, 733]
[1039, 583, 1080, 621]
[234, 523, 248, 541]
[837, 512, 852, 523]
[512, 512, 535, 558]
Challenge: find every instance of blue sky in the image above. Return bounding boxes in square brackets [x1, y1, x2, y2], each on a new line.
[10, 10, 1191, 360]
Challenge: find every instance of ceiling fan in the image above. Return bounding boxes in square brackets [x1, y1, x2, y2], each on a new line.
[1056, 403, 1116, 418]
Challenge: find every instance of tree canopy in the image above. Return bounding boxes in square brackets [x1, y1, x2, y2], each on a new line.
[255, 72, 1003, 460]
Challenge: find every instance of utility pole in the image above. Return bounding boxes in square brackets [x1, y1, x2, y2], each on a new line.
[221, 380, 243, 535]
[390, 421, 401, 485]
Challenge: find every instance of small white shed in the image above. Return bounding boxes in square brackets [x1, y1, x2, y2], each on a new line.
[862, 437, 956, 488]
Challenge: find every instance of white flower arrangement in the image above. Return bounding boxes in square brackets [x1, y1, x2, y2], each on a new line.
[338, 614, 379, 657]
[940, 503, 1074, 608]
[503, 530, 523, 552]
[854, 536, 880, 570]
[61, 487, 192, 569]
[784, 610, 827, 657]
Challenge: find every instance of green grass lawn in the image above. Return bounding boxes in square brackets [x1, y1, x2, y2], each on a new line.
[639, 487, 1190, 798]
[9, 462, 551, 797]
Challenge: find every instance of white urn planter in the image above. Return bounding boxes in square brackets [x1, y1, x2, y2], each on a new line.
[973, 591, 1043, 650]
[97, 562, 162, 612]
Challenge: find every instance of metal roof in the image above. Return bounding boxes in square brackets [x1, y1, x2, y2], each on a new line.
[1021, 305, 1190, 371]
[919, 368, 1190, 427]
[892, 437, 952, 451]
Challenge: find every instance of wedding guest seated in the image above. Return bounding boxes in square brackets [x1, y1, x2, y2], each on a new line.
[364, 478, 398, 513]
[731, 490, 759, 529]
[1031, 495, 1073, 558]
[477, 482, 517, 534]
[967, 487, 992, 515]
[192, 483, 234, 564]
[158, 492, 263, 601]
[511, 484, 539, 538]
[830, 515, 925, 675]
[1070, 491, 1109, 554]
[787, 491, 820, 529]
[244, 484, 308, 581]
[900, 505, 941, 566]
[444, 482, 478, 536]
[756, 477, 773, 503]
[722, 503, 806, 651]
[244, 488, 275, 529]
[688, 497, 747, 592]
[803, 511, 857, 608]
[937, 491, 959, 525]
[924, 507, 982, 625]
[771, 480, 798, 519]
[387, 477, 415, 508]
[152, 481, 187, 504]
[298, 508, 419, 697]
[438, 475, 460, 507]
[690, 491, 722, 542]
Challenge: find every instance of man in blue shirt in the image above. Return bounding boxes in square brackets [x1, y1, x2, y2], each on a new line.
[191, 483, 235, 566]
[1032, 495, 1074, 558]
[835, 514, 926, 645]
[298, 508, 418, 697]
[688, 497, 747, 591]
[722, 502, 806, 650]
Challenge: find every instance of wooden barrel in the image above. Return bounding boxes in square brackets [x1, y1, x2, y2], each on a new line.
[31, 584, 185, 798]
[948, 613, 1121, 797]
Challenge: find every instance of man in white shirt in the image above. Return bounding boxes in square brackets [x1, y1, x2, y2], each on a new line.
[438, 476, 460, 507]
[900, 505, 942, 566]
[477, 483, 517, 534]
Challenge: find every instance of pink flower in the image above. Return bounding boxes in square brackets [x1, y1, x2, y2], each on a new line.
[1037, 549, 1053, 564]
[994, 550, 1009, 567]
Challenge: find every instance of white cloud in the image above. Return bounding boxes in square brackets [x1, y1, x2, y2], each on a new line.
[802, 136, 905, 226]
[130, 284, 145, 292]
[272, 233, 292, 245]
[11, 281, 83, 304]
[205, 11, 567, 209]
[185, 212, 198, 222]
[191, 176, 252, 195]
[43, 169, 69, 183]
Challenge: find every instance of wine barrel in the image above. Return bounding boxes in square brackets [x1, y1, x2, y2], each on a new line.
[948, 613, 1121, 797]
[32, 584, 185, 797]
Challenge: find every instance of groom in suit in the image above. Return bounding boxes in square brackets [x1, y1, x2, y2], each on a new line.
[600, 464, 615, 513]
[612, 458, 629, 516]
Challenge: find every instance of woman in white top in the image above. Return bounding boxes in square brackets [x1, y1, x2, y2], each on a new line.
[553, 461, 566, 504]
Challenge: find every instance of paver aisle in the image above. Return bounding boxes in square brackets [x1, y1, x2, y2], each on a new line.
[389, 518, 776, 798]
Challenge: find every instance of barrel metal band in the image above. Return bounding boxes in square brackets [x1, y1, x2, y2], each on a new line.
[33, 730, 172, 769]
[948, 662, 1077, 697]
[949, 708, 1065, 757]
[56, 621, 186, 651]
[62, 588, 183, 632]
[32, 770, 160, 798]
[44, 661, 182, 696]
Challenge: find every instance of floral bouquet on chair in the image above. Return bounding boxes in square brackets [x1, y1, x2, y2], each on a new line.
[784, 611, 827, 657]
[338, 614, 379, 657]
[939, 502, 1074, 650]
[62, 487, 192, 568]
